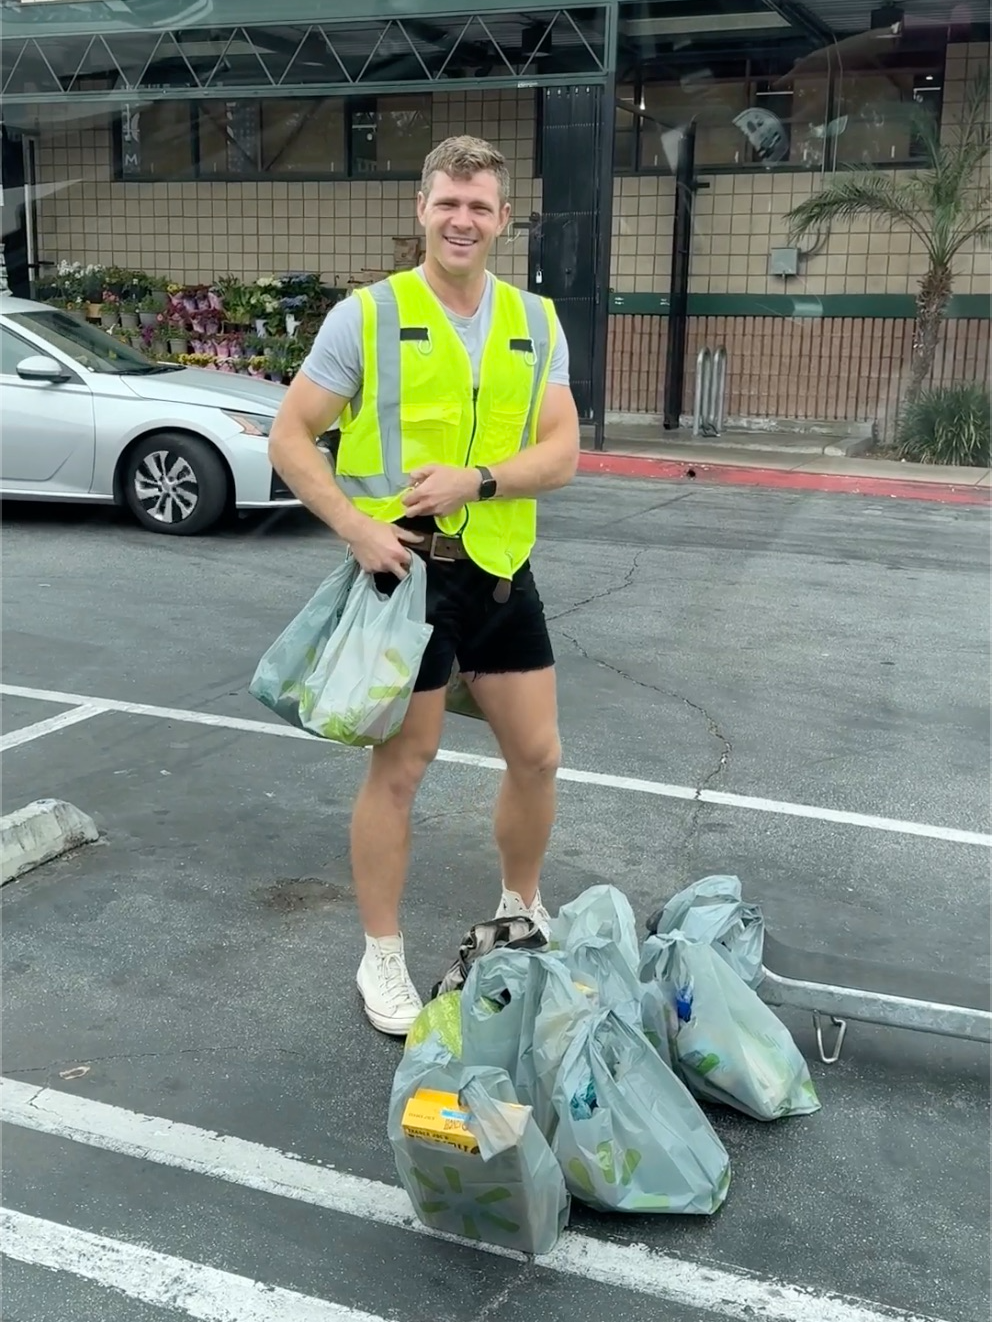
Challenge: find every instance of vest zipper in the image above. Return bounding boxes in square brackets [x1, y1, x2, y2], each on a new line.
[456, 387, 479, 537]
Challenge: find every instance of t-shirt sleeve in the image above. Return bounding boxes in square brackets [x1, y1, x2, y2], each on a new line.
[547, 311, 570, 387]
[299, 293, 364, 401]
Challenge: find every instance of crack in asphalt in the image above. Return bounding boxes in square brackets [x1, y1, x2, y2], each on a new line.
[6, 1047, 309, 1074]
[469, 1272, 533, 1321]
[554, 625, 732, 790]
[553, 614, 732, 875]
[545, 547, 650, 624]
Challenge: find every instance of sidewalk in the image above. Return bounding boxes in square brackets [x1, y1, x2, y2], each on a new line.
[578, 428, 992, 506]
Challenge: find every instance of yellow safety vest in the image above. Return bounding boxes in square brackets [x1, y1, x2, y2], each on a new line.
[334, 269, 557, 579]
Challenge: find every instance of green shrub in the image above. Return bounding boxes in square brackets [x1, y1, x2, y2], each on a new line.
[897, 383, 991, 467]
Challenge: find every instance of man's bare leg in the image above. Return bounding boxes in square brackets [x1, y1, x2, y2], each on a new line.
[467, 667, 561, 920]
[351, 686, 446, 934]
[352, 687, 446, 1033]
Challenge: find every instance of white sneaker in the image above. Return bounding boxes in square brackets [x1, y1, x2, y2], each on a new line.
[356, 935, 423, 1036]
[494, 886, 552, 940]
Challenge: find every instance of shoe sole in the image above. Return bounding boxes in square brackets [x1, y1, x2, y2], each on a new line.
[356, 978, 420, 1037]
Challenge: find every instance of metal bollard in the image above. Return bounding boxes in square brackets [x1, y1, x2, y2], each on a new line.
[692, 345, 728, 437]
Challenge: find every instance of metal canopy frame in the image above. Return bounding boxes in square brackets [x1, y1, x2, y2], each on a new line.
[0, 9, 611, 105]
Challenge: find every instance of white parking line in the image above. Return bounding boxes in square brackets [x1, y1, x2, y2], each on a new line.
[2, 681, 989, 848]
[0, 1077, 949, 1322]
[0, 1207, 382, 1322]
[0, 703, 105, 754]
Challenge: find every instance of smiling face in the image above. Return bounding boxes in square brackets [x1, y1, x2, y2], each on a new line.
[417, 168, 511, 281]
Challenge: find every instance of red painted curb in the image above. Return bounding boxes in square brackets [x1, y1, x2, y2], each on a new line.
[578, 452, 992, 506]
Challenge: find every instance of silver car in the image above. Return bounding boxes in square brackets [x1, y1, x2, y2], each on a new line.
[0, 293, 306, 535]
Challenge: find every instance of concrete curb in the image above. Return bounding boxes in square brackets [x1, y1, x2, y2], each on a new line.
[0, 799, 99, 885]
[577, 452, 992, 506]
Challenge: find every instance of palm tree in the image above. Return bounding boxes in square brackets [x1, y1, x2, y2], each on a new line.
[784, 71, 991, 403]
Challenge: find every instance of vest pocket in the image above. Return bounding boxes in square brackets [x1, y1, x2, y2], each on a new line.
[400, 401, 462, 473]
[479, 404, 531, 462]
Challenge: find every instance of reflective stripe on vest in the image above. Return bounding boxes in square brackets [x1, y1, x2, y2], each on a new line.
[333, 270, 557, 578]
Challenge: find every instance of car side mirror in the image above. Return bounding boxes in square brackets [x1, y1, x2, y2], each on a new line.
[16, 355, 71, 383]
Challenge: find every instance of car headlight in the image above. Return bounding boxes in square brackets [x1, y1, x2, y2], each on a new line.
[222, 410, 274, 437]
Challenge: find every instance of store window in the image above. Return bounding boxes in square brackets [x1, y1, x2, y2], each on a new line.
[114, 94, 426, 181]
[833, 61, 944, 165]
[350, 95, 433, 177]
[118, 101, 194, 179]
[614, 84, 639, 172]
[639, 76, 750, 169]
[260, 99, 348, 177]
[612, 42, 945, 175]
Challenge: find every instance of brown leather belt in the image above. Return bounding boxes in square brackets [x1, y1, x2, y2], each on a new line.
[409, 532, 512, 603]
[409, 531, 470, 563]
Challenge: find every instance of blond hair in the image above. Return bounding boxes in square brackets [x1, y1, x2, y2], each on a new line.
[420, 135, 511, 204]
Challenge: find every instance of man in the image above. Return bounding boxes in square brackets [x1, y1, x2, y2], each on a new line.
[268, 135, 580, 1036]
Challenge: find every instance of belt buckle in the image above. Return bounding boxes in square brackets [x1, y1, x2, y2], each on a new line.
[429, 531, 458, 563]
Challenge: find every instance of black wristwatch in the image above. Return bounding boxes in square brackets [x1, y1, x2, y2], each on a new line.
[476, 465, 498, 500]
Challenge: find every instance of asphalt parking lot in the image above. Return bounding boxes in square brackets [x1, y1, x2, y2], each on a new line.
[1, 476, 989, 1322]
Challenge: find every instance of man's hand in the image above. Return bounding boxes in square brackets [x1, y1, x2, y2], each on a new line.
[402, 465, 480, 518]
[345, 514, 424, 577]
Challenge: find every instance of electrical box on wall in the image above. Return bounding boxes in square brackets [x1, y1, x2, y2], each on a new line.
[769, 247, 800, 277]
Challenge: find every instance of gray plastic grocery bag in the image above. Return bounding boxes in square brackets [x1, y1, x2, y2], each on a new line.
[300, 554, 432, 746]
[388, 1034, 569, 1255]
[647, 875, 765, 988]
[551, 884, 640, 971]
[248, 556, 359, 729]
[460, 948, 592, 1140]
[640, 932, 821, 1121]
[552, 1002, 731, 1215]
[549, 884, 648, 1036]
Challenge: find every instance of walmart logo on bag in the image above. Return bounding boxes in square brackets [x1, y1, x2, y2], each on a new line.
[367, 647, 415, 701]
[568, 1142, 649, 1195]
[411, 1165, 522, 1240]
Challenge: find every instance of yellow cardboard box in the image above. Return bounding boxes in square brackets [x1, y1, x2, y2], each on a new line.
[401, 1089, 480, 1154]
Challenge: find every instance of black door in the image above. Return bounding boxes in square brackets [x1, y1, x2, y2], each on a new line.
[531, 85, 603, 421]
[2, 126, 31, 298]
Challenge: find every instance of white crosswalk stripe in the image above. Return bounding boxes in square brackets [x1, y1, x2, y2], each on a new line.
[1, 1208, 384, 1321]
[0, 1077, 949, 1322]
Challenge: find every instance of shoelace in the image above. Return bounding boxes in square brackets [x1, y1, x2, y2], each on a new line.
[531, 899, 551, 927]
[378, 950, 418, 1007]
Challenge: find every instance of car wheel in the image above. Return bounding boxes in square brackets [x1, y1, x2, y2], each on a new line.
[123, 434, 229, 536]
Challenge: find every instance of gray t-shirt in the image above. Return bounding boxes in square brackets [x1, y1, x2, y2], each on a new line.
[300, 268, 570, 411]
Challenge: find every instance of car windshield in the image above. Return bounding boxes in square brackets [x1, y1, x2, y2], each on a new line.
[5, 309, 180, 375]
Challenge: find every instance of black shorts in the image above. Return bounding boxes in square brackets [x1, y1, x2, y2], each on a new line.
[373, 520, 555, 693]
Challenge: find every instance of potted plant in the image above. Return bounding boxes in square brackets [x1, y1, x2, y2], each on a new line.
[212, 276, 253, 329]
[167, 323, 189, 355]
[144, 274, 170, 310]
[81, 266, 106, 319]
[251, 276, 283, 335]
[99, 291, 120, 329]
[137, 294, 161, 328]
[263, 335, 306, 383]
[177, 351, 218, 370]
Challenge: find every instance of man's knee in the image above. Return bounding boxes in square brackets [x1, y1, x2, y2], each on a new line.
[506, 731, 561, 781]
[367, 734, 438, 807]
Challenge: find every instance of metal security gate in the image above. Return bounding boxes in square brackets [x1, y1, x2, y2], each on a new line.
[1, 126, 30, 299]
[531, 84, 605, 422]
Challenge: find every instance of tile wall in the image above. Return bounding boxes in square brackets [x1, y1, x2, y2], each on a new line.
[30, 43, 990, 300]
